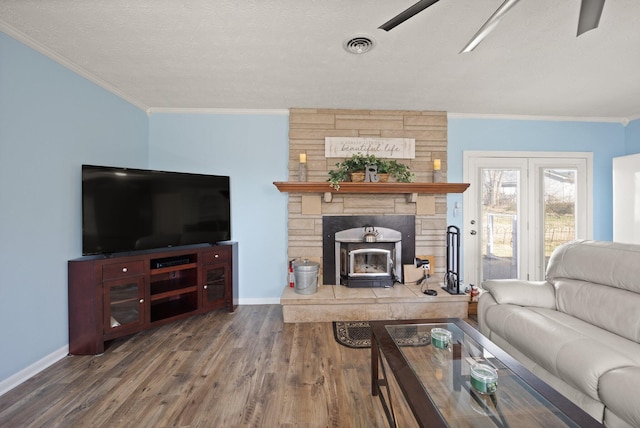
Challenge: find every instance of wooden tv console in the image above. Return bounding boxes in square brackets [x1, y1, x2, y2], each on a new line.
[68, 242, 238, 355]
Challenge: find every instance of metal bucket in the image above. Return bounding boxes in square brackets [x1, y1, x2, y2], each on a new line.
[293, 258, 319, 295]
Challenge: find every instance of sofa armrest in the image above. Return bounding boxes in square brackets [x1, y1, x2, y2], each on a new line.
[477, 292, 498, 337]
[482, 279, 556, 309]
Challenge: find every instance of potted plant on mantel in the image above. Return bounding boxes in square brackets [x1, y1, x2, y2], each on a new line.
[328, 153, 415, 190]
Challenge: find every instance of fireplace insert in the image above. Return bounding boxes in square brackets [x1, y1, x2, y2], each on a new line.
[322, 215, 415, 286]
[336, 226, 401, 287]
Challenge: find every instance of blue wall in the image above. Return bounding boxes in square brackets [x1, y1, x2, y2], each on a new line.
[148, 113, 289, 301]
[447, 118, 627, 241]
[0, 33, 148, 383]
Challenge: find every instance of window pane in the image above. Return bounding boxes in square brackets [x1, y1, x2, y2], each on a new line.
[482, 169, 519, 280]
[543, 169, 577, 271]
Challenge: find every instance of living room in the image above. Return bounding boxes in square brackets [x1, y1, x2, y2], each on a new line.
[1, 1, 640, 426]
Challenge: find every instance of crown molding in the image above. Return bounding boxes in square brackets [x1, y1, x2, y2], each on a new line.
[1, 22, 150, 113]
[448, 112, 629, 125]
[147, 107, 290, 116]
[623, 114, 640, 125]
[3, 21, 636, 124]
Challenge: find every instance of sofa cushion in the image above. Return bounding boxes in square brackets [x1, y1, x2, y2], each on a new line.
[555, 279, 640, 343]
[482, 279, 556, 309]
[599, 367, 640, 428]
[603, 410, 637, 428]
[487, 331, 606, 422]
[546, 240, 640, 293]
[483, 304, 640, 401]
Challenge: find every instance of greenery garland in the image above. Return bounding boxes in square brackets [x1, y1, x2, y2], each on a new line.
[327, 153, 415, 190]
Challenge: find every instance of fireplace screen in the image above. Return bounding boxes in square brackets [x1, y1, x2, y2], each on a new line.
[339, 244, 395, 288]
[348, 248, 391, 276]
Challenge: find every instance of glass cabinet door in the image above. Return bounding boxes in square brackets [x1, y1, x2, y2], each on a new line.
[202, 265, 228, 308]
[104, 278, 144, 333]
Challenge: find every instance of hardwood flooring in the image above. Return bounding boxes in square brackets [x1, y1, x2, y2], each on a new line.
[0, 305, 404, 427]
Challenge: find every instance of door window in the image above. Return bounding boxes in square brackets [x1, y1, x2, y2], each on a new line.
[463, 152, 592, 285]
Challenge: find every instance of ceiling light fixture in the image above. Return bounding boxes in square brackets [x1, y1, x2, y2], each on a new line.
[343, 35, 375, 54]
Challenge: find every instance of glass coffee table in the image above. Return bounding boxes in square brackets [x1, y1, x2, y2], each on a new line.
[370, 318, 603, 428]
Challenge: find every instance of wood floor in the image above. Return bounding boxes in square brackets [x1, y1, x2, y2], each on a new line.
[0, 305, 409, 427]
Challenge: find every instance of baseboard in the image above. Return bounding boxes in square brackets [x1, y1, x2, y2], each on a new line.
[238, 297, 281, 305]
[0, 345, 68, 397]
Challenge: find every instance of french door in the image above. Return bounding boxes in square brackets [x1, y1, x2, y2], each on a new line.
[462, 152, 592, 286]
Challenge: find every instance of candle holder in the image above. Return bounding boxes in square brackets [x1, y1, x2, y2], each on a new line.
[299, 162, 307, 182]
[299, 152, 307, 181]
[433, 158, 443, 183]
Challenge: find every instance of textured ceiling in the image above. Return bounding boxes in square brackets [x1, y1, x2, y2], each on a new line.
[1, 0, 639, 120]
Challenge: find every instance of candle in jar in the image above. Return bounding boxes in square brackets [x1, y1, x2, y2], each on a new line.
[300, 153, 307, 163]
[434, 159, 441, 171]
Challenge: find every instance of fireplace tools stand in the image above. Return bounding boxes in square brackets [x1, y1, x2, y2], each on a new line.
[444, 225, 466, 295]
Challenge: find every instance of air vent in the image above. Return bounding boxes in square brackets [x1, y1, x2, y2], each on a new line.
[343, 35, 375, 54]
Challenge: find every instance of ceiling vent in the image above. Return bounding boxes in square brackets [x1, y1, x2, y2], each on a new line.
[343, 35, 375, 54]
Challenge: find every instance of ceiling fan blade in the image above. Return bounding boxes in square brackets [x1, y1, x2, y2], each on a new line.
[577, 0, 605, 36]
[459, 0, 522, 53]
[379, 0, 441, 32]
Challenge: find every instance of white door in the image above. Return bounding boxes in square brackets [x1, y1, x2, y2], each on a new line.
[613, 153, 640, 244]
[463, 152, 592, 286]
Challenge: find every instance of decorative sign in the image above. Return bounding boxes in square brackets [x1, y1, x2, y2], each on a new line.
[325, 137, 415, 159]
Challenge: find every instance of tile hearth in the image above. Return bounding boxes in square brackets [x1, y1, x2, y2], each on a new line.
[280, 284, 469, 323]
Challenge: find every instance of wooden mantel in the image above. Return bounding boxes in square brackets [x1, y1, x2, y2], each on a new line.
[273, 181, 470, 202]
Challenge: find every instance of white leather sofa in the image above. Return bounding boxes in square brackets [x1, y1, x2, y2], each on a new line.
[478, 240, 640, 428]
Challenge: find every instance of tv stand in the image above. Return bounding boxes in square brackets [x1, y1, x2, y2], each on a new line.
[68, 242, 238, 355]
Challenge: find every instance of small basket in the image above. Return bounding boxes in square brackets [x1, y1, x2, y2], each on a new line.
[349, 172, 365, 182]
[349, 172, 389, 182]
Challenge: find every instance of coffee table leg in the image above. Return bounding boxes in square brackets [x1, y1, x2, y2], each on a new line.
[453, 342, 462, 392]
[372, 338, 398, 427]
[372, 337, 379, 396]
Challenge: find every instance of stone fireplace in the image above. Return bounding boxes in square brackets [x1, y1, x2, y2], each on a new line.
[285, 108, 448, 285]
[279, 109, 471, 322]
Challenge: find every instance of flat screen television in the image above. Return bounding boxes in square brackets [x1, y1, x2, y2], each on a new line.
[82, 165, 231, 256]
